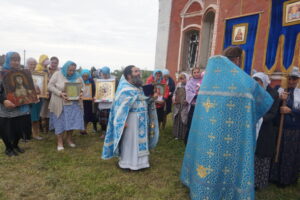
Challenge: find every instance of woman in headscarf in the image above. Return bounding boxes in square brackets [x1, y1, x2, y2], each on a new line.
[146, 69, 170, 129]
[252, 72, 280, 190]
[35, 55, 50, 72]
[48, 61, 84, 151]
[97, 66, 114, 139]
[37, 54, 51, 133]
[81, 69, 97, 135]
[270, 66, 300, 187]
[26, 57, 43, 140]
[0, 52, 31, 156]
[184, 67, 204, 145]
[172, 72, 190, 140]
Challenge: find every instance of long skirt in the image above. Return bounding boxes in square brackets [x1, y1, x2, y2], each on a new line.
[0, 115, 31, 151]
[31, 101, 42, 122]
[156, 107, 165, 124]
[270, 129, 300, 186]
[98, 109, 110, 131]
[83, 100, 97, 123]
[173, 113, 187, 140]
[255, 155, 271, 190]
[49, 102, 84, 135]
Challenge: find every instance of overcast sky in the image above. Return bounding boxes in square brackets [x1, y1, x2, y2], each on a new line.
[0, 0, 159, 70]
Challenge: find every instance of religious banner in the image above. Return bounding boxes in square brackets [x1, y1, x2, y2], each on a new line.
[265, 0, 300, 72]
[224, 14, 260, 74]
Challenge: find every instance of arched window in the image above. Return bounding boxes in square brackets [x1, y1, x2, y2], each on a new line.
[181, 30, 200, 71]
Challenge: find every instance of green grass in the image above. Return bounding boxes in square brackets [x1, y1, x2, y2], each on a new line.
[0, 120, 299, 200]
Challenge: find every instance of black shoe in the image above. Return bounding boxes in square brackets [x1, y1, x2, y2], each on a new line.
[5, 149, 18, 157]
[14, 146, 25, 153]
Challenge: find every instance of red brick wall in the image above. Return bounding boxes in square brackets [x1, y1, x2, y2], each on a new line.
[165, 0, 297, 79]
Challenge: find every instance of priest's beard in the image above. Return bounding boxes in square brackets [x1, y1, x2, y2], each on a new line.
[131, 75, 143, 87]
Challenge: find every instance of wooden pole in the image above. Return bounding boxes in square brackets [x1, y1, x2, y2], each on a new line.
[275, 76, 288, 163]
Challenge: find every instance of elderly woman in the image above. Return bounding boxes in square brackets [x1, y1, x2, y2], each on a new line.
[48, 61, 84, 151]
[26, 58, 43, 140]
[0, 52, 31, 156]
[252, 72, 280, 190]
[81, 69, 97, 135]
[270, 66, 300, 187]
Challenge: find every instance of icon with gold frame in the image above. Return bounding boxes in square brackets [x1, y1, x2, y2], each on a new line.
[232, 23, 248, 45]
[95, 79, 116, 102]
[3, 69, 38, 106]
[283, 0, 300, 26]
[64, 82, 82, 100]
[82, 83, 93, 100]
[32, 71, 48, 98]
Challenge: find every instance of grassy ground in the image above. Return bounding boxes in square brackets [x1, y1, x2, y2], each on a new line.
[0, 120, 299, 200]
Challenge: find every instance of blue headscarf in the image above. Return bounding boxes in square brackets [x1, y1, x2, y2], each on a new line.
[101, 66, 110, 75]
[3, 52, 29, 113]
[3, 51, 19, 70]
[152, 69, 162, 83]
[61, 61, 80, 82]
[80, 69, 91, 84]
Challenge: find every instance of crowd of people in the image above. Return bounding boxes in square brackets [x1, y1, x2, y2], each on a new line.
[0, 47, 299, 199]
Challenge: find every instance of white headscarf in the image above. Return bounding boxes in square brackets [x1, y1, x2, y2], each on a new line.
[252, 72, 270, 89]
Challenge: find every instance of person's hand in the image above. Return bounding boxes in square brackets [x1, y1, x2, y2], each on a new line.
[280, 92, 289, 101]
[61, 92, 68, 101]
[4, 100, 16, 108]
[124, 123, 128, 128]
[79, 92, 83, 100]
[280, 106, 291, 114]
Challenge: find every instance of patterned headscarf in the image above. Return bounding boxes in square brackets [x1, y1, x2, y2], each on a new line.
[61, 61, 80, 82]
[3, 51, 19, 70]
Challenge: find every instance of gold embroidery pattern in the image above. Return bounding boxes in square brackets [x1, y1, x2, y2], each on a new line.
[228, 84, 237, 91]
[202, 98, 216, 112]
[207, 149, 215, 158]
[224, 135, 233, 143]
[223, 151, 232, 157]
[210, 117, 217, 125]
[225, 118, 234, 127]
[214, 68, 222, 73]
[226, 101, 236, 110]
[222, 167, 230, 175]
[208, 133, 216, 141]
[231, 68, 239, 75]
[197, 165, 213, 178]
[245, 104, 251, 112]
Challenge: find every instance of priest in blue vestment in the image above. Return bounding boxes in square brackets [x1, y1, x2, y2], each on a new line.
[180, 55, 273, 200]
[102, 65, 159, 170]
